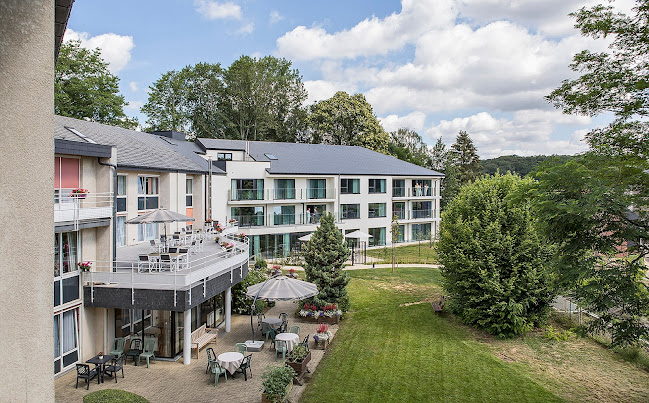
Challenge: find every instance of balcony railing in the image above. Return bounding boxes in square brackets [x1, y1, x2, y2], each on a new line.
[84, 225, 248, 307]
[54, 191, 113, 224]
[393, 187, 434, 197]
[274, 188, 296, 200]
[411, 209, 432, 219]
[230, 189, 264, 201]
[233, 215, 265, 227]
[393, 187, 406, 197]
[273, 213, 296, 226]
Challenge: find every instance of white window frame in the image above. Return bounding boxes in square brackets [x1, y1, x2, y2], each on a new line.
[186, 178, 193, 207]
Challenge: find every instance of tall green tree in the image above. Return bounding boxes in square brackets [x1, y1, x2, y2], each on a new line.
[429, 137, 461, 209]
[55, 40, 137, 129]
[534, 0, 649, 347]
[307, 91, 390, 154]
[438, 174, 554, 338]
[450, 131, 481, 185]
[301, 212, 351, 311]
[430, 137, 448, 172]
[387, 128, 433, 167]
[141, 69, 189, 133]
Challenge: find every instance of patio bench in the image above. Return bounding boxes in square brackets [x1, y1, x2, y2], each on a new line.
[191, 324, 218, 359]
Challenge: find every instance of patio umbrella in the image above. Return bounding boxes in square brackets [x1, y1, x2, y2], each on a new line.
[298, 233, 313, 242]
[344, 230, 373, 240]
[126, 208, 195, 249]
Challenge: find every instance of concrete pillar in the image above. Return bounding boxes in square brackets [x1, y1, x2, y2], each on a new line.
[225, 287, 232, 333]
[183, 309, 191, 365]
[0, 1, 54, 401]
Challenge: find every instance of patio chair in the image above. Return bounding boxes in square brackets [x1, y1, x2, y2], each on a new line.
[235, 354, 252, 381]
[190, 240, 198, 255]
[137, 255, 151, 273]
[103, 355, 124, 382]
[268, 327, 279, 348]
[125, 338, 142, 366]
[279, 312, 288, 322]
[279, 321, 288, 334]
[139, 338, 156, 368]
[172, 234, 180, 246]
[198, 239, 204, 252]
[257, 313, 265, 329]
[205, 347, 216, 374]
[275, 339, 288, 361]
[300, 334, 310, 350]
[234, 343, 247, 354]
[149, 239, 158, 252]
[261, 322, 272, 341]
[75, 363, 98, 389]
[109, 337, 125, 358]
[160, 254, 173, 271]
[208, 360, 227, 387]
[289, 325, 300, 337]
[168, 247, 178, 253]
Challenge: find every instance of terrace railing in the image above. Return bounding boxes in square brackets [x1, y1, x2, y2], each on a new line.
[54, 191, 113, 226]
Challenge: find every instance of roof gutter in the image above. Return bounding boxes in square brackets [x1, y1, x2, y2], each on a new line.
[98, 157, 118, 271]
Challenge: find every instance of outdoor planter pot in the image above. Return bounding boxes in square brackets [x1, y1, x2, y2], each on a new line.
[261, 381, 292, 403]
[295, 313, 340, 324]
[285, 349, 311, 386]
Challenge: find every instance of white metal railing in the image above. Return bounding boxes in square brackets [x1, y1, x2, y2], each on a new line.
[54, 191, 113, 227]
[84, 223, 248, 307]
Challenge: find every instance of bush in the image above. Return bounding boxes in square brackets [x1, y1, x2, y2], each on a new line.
[232, 259, 269, 314]
[543, 325, 575, 342]
[261, 365, 296, 401]
[438, 174, 555, 338]
[83, 389, 149, 403]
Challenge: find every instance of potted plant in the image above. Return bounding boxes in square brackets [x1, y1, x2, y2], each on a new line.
[77, 261, 92, 272]
[205, 218, 213, 225]
[71, 188, 89, 198]
[261, 365, 296, 403]
[313, 323, 332, 350]
[228, 218, 237, 225]
[287, 268, 297, 279]
[285, 344, 311, 376]
[221, 242, 234, 251]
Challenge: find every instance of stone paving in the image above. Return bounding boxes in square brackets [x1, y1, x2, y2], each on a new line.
[55, 300, 337, 403]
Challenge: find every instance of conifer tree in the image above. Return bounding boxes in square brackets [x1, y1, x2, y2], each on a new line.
[302, 212, 351, 311]
[451, 131, 481, 185]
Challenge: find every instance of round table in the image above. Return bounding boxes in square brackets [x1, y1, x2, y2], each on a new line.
[217, 352, 244, 375]
[262, 317, 283, 327]
[275, 332, 300, 353]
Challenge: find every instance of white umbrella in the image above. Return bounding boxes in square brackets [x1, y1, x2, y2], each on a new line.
[344, 230, 373, 240]
[246, 275, 318, 301]
[298, 233, 313, 242]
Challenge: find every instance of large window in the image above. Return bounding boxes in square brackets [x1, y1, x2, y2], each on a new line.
[186, 178, 193, 207]
[116, 216, 126, 247]
[368, 203, 386, 218]
[231, 179, 263, 201]
[393, 224, 405, 243]
[138, 176, 159, 210]
[340, 178, 360, 194]
[217, 153, 232, 161]
[274, 179, 295, 200]
[392, 202, 406, 220]
[231, 206, 264, 227]
[392, 179, 405, 197]
[308, 179, 327, 199]
[305, 204, 326, 224]
[412, 223, 431, 240]
[368, 179, 386, 193]
[54, 232, 80, 308]
[116, 175, 127, 212]
[412, 179, 432, 196]
[273, 205, 295, 225]
[138, 222, 159, 242]
[412, 201, 432, 219]
[54, 308, 79, 374]
[368, 227, 386, 246]
[341, 204, 360, 219]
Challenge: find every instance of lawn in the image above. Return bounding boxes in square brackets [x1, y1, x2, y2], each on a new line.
[365, 243, 438, 265]
[300, 268, 562, 403]
[301, 267, 649, 403]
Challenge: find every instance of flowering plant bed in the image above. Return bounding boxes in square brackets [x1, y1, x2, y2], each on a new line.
[297, 303, 341, 323]
[287, 268, 298, 279]
[313, 324, 332, 349]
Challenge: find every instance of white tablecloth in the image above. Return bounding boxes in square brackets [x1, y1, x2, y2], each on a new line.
[262, 317, 283, 327]
[217, 352, 244, 375]
[275, 333, 299, 353]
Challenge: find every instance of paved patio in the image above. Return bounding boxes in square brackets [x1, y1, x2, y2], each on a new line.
[55, 300, 337, 403]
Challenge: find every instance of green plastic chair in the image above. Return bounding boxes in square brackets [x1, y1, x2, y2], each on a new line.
[275, 339, 288, 361]
[261, 322, 272, 341]
[109, 337, 125, 358]
[289, 325, 300, 337]
[139, 339, 156, 368]
[209, 360, 227, 387]
[234, 343, 247, 354]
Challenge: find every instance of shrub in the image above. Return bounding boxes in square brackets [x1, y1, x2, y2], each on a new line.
[261, 365, 296, 401]
[232, 260, 268, 314]
[543, 325, 575, 342]
[83, 389, 149, 403]
[438, 174, 555, 338]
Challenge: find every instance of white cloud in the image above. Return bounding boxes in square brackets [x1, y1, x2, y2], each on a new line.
[426, 109, 590, 158]
[379, 112, 427, 133]
[64, 29, 134, 73]
[269, 11, 284, 25]
[236, 22, 254, 35]
[276, 0, 456, 60]
[194, 0, 241, 20]
[124, 100, 143, 112]
[303, 80, 357, 105]
[129, 81, 138, 92]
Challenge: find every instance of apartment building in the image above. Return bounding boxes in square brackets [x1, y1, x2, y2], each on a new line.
[195, 139, 444, 258]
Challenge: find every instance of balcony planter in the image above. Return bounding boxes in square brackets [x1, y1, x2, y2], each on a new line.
[71, 188, 89, 199]
[297, 303, 342, 324]
[285, 345, 311, 385]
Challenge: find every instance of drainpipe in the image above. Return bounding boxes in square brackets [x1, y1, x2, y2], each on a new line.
[98, 157, 117, 271]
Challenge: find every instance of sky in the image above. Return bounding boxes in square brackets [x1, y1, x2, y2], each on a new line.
[64, 0, 635, 159]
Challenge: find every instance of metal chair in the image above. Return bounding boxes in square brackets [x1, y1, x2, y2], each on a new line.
[160, 254, 173, 271]
[235, 354, 252, 381]
[103, 355, 124, 382]
[109, 337, 125, 358]
[75, 363, 98, 389]
[234, 343, 247, 354]
[137, 255, 151, 273]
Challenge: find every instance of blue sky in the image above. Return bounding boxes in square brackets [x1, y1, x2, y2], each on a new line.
[65, 0, 633, 158]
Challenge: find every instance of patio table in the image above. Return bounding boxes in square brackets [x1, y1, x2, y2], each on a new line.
[217, 351, 244, 375]
[275, 333, 299, 353]
[262, 317, 283, 327]
[86, 354, 115, 383]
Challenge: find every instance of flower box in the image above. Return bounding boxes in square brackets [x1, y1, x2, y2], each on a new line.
[261, 381, 292, 403]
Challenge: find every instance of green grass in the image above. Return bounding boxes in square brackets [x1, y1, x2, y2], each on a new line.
[83, 389, 149, 403]
[301, 268, 562, 403]
[365, 243, 438, 265]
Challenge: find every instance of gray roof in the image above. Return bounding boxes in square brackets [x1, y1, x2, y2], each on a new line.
[197, 138, 443, 176]
[54, 116, 224, 174]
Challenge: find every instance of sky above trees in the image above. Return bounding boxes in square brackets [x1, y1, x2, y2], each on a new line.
[64, 0, 636, 158]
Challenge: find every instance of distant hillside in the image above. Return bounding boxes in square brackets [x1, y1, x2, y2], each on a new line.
[481, 155, 572, 177]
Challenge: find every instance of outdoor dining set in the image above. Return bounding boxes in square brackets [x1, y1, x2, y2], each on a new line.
[137, 228, 208, 273]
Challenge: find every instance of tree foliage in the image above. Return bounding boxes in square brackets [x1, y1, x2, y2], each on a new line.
[55, 40, 137, 129]
[307, 91, 390, 153]
[535, 0, 649, 347]
[481, 155, 572, 177]
[438, 174, 554, 338]
[387, 128, 433, 167]
[301, 212, 351, 311]
[450, 131, 481, 185]
[231, 259, 269, 314]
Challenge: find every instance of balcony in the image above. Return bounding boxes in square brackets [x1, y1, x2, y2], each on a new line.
[82, 226, 249, 311]
[54, 192, 112, 224]
[228, 188, 336, 203]
[392, 187, 435, 198]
